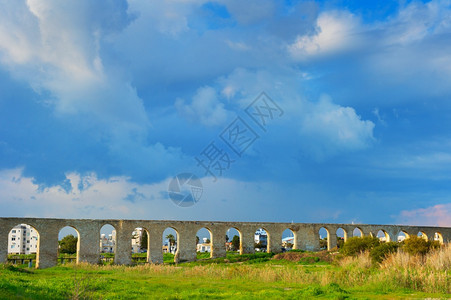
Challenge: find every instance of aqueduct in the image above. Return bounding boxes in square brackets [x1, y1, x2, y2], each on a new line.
[1, 217, 450, 268]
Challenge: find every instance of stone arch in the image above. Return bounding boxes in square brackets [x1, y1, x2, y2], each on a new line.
[130, 227, 150, 264]
[417, 231, 428, 241]
[58, 225, 80, 264]
[282, 228, 296, 250]
[319, 227, 330, 250]
[162, 227, 179, 263]
[8, 223, 40, 268]
[196, 227, 212, 258]
[377, 229, 390, 242]
[226, 227, 242, 254]
[254, 227, 269, 253]
[434, 232, 444, 244]
[353, 227, 363, 237]
[397, 230, 409, 242]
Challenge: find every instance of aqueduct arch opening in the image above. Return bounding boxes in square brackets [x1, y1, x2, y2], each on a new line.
[254, 227, 269, 253]
[336, 228, 347, 248]
[226, 227, 242, 254]
[377, 230, 390, 242]
[397, 230, 409, 242]
[131, 227, 150, 264]
[434, 232, 444, 244]
[417, 231, 428, 241]
[100, 224, 116, 263]
[163, 227, 179, 263]
[8, 223, 40, 268]
[196, 227, 212, 259]
[319, 227, 329, 250]
[282, 228, 296, 250]
[353, 227, 363, 237]
[58, 226, 79, 264]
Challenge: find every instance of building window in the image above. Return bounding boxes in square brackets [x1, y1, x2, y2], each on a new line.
[12, 237, 15, 241]
[12, 230, 16, 233]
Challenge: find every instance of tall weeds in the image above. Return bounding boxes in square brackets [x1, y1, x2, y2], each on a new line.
[68, 245, 450, 295]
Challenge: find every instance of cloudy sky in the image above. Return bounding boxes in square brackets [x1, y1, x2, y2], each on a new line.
[0, 0, 450, 226]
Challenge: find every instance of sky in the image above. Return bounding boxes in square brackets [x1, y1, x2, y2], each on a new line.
[0, 0, 451, 227]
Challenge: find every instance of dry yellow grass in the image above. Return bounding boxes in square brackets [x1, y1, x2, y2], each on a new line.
[70, 245, 451, 294]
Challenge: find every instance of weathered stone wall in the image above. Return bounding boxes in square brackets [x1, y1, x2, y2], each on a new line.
[1, 218, 450, 268]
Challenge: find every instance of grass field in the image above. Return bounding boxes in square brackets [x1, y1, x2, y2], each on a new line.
[1, 247, 450, 299]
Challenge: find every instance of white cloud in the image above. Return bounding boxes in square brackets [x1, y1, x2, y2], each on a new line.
[397, 204, 451, 227]
[288, 10, 360, 59]
[383, 0, 451, 46]
[300, 95, 375, 159]
[175, 86, 230, 126]
[0, 0, 148, 130]
[0, 168, 169, 219]
[0, 167, 350, 222]
[215, 69, 375, 159]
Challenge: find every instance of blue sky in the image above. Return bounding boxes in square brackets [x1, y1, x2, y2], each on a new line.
[0, 0, 450, 226]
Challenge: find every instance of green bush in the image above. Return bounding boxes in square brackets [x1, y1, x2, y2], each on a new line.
[288, 249, 305, 253]
[370, 242, 399, 263]
[7, 254, 36, 259]
[340, 236, 380, 256]
[402, 236, 441, 256]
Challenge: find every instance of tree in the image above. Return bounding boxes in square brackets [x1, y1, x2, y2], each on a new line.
[166, 234, 176, 247]
[231, 235, 240, 251]
[370, 242, 399, 263]
[59, 234, 78, 254]
[340, 236, 380, 256]
[140, 231, 148, 251]
[225, 235, 229, 242]
[205, 238, 211, 244]
[402, 236, 441, 256]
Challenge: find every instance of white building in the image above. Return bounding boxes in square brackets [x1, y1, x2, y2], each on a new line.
[8, 224, 39, 254]
[254, 228, 267, 246]
[100, 230, 116, 253]
[197, 237, 211, 253]
[131, 227, 144, 253]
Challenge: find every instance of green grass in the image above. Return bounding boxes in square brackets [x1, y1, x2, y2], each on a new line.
[0, 260, 448, 299]
[1, 247, 450, 299]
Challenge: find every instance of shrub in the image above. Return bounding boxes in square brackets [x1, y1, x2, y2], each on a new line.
[340, 236, 380, 256]
[402, 236, 441, 256]
[370, 242, 399, 263]
[288, 249, 305, 253]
